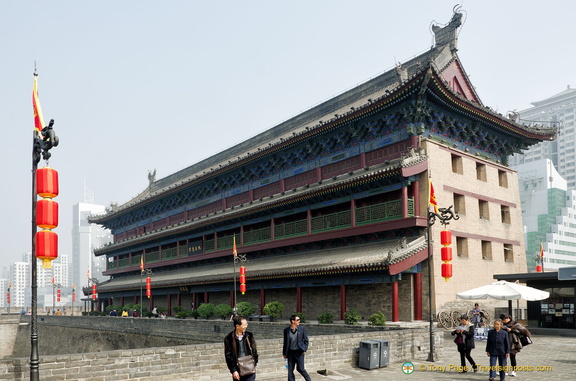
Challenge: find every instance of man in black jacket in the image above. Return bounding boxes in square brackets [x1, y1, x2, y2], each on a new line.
[224, 316, 258, 381]
[283, 314, 311, 381]
[486, 320, 510, 381]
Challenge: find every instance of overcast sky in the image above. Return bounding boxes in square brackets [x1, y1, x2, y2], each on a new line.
[1, 0, 574, 267]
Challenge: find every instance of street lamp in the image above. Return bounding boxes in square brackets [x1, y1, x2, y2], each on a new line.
[232, 236, 247, 310]
[30, 69, 59, 381]
[140, 269, 152, 317]
[426, 205, 458, 362]
[52, 282, 62, 315]
[87, 277, 99, 313]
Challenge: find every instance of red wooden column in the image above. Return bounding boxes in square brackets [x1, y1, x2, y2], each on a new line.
[296, 287, 302, 313]
[413, 273, 423, 320]
[402, 184, 409, 218]
[230, 290, 235, 307]
[204, 291, 209, 304]
[177, 293, 181, 308]
[412, 180, 420, 217]
[167, 294, 172, 316]
[133, 295, 138, 305]
[120, 296, 125, 307]
[350, 199, 356, 228]
[392, 281, 399, 322]
[149, 295, 154, 311]
[260, 289, 266, 315]
[340, 285, 347, 320]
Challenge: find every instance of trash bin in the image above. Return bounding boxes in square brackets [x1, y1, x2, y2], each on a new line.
[358, 340, 380, 370]
[372, 339, 390, 367]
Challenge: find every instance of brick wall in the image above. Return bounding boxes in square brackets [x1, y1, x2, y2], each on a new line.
[2, 316, 443, 380]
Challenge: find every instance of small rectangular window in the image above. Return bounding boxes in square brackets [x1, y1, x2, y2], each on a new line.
[454, 194, 466, 215]
[504, 244, 514, 262]
[476, 162, 487, 181]
[482, 240, 492, 260]
[498, 170, 508, 188]
[456, 236, 468, 258]
[501, 205, 511, 224]
[479, 200, 490, 220]
[452, 154, 463, 174]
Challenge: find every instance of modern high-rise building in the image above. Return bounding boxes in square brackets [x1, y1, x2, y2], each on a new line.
[517, 159, 576, 271]
[71, 202, 112, 289]
[510, 87, 576, 270]
[510, 86, 576, 187]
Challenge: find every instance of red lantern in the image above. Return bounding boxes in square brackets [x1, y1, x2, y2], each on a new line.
[92, 284, 97, 300]
[441, 246, 452, 261]
[239, 275, 246, 284]
[72, 292, 76, 302]
[239, 284, 247, 294]
[440, 230, 452, 246]
[239, 266, 246, 275]
[37, 167, 59, 198]
[36, 230, 58, 268]
[441, 263, 452, 281]
[239, 266, 247, 294]
[57, 289, 61, 302]
[146, 277, 151, 298]
[36, 198, 59, 229]
[536, 264, 542, 273]
[7, 293, 10, 304]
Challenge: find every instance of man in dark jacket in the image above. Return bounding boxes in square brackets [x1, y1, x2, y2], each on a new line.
[486, 320, 510, 381]
[283, 314, 311, 381]
[224, 316, 258, 381]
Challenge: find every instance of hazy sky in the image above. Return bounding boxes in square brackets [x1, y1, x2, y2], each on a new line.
[1, 1, 574, 266]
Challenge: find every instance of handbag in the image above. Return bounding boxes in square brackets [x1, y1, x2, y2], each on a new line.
[234, 333, 256, 376]
[237, 355, 256, 376]
[520, 335, 532, 346]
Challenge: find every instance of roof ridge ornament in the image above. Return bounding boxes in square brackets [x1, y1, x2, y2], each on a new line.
[431, 5, 464, 51]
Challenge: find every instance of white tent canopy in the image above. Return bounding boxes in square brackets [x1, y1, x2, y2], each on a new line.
[456, 280, 549, 301]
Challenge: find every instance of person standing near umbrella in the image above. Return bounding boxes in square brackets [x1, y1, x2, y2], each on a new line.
[471, 303, 483, 327]
[486, 320, 509, 381]
[451, 314, 478, 373]
[500, 314, 531, 377]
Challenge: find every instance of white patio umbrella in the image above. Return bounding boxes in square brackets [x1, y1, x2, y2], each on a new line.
[456, 280, 549, 317]
[456, 280, 549, 301]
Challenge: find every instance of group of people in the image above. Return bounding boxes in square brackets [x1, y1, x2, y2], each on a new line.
[109, 308, 138, 317]
[452, 310, 532, 381]
[224, 314, 311, 381]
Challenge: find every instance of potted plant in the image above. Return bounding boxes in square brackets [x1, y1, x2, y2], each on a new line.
[215, 304, 234, 320]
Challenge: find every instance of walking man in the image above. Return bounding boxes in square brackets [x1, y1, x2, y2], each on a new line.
[283, 314, 311, 381]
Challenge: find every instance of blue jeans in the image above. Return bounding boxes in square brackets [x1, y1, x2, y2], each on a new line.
[287, 350, 311, 381]
[489, 355, 507, 380]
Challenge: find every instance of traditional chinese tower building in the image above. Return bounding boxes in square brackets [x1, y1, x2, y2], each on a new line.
[88, 10, 556, 321]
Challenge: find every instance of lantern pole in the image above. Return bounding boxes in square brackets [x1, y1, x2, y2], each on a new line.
[140, 268, 152, 317]
[426, 205, 458, 362]
[232, 244, 247, 310]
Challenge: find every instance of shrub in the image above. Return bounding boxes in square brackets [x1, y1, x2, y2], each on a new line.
[197, 303, 215, 319]
[367, 311, 387, 326]
[172, 306, 184, 314]
[263, 301, 284, 319]
[344, 309, 362, 325]
[189, 309, 200, 319]
[292, 312, 306, 323]
[215, 304, 234, 320]
[235, 302, 256, 317]
[175, 310, 190, 319]
[105, 305, 122, 314]
[317, 312, 334, 324]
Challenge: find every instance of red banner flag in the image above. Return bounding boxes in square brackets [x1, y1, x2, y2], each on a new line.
[233, 236, 237, 257]
[540, 243, 544, 258]
[429, 180, 438, 213]
[33, 74, 45, 132]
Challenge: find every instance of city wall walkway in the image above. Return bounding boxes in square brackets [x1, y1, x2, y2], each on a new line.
[260, 329, 576, 381]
